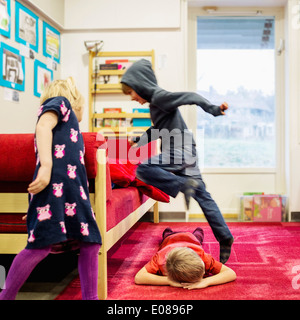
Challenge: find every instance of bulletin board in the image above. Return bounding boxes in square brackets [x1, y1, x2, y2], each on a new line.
[0, 0, 60, 101]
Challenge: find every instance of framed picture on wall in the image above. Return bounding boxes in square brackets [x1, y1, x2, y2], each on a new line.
[0, 42, 25, 91]
[0, 0, 11, 38]
[15, 1, 39, 52]
[34, 59, 53, 97]
[43, 21, 60, 63]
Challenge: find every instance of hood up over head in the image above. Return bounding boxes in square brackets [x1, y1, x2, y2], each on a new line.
[121, 59, 157, 102]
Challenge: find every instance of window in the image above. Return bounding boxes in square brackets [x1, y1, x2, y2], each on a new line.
[196, 17, 276, 168]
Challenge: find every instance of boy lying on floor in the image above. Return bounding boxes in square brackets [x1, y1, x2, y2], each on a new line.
[135, 227, 236, 289]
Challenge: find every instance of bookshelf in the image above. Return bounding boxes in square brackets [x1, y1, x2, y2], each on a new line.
[88, 50, 155, 135]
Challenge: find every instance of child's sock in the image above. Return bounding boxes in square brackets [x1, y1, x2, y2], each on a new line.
[0, 246, 51, 300]
[219, 238, 234, 264]
[192, 227, 204, 245]
[78, 242, 101, 300]
[162, 227, 173, 239]
[180, 178, 200, 210]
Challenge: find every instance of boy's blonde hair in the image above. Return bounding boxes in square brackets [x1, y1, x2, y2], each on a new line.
[166, 247, 205, 283]
[121, 82, 132, 95]
[40, 77, 84, 111]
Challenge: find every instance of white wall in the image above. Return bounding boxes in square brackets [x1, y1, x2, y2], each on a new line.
[64, 0, 180, 30]
[0, 0, 62, 133]
[61, 0, 186, 130]
[285, 0, 300, 217]
[28, 0, 64, 27]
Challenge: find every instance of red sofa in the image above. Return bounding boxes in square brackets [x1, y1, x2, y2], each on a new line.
[0, 133, 166, 299]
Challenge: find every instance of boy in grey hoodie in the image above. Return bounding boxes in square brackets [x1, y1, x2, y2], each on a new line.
[121, 59, 233, 263]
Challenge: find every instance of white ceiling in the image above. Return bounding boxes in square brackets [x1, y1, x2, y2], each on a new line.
[188, 0, 288, 7]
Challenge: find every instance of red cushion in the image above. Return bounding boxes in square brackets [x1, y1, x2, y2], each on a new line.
[106, 138, 157, 163]
[0, 134, 36, 181]
[82, 132, 105, 179]
[0, 133, 106, 181]
[108, 159, 136, 187]
[108, 159, 170, 203]
[106, 187, 147, 231]
[0, 213, 27, 233]
[128, 140, 157, 163]
[132, 178, 170, 203]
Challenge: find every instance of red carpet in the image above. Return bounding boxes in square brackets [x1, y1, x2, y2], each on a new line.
[56, 222, 300, 300]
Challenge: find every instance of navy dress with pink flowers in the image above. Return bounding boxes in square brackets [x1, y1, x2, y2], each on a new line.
[26, 96, 102, 250]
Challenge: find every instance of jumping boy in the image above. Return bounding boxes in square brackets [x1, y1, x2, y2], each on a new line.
[121, 59, 233, 263]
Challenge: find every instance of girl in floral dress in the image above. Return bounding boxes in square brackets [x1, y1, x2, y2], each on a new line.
[0, 77, 102, 300]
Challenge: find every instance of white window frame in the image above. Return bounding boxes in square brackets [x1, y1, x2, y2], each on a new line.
[187, 6, 285, 193]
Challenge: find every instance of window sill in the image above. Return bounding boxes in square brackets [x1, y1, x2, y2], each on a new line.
[201, 168, 276, 174]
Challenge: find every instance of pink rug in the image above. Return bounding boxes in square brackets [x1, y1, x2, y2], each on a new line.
[56, 222, 300, 300]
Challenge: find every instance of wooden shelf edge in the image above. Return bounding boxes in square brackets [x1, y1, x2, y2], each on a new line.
[93, 70, 125, 76]
[94, 126, 150, 131]
[92, 90, 122, 94]
[93, 113, 150, 119]
[95, 50, 154, 58]
[93, 127, 150, 136]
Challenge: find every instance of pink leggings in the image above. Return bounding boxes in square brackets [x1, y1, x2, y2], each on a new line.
[0, 242, 100, 300]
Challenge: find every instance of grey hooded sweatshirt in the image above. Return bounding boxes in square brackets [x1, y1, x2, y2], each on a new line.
[121, 59, 223, 174]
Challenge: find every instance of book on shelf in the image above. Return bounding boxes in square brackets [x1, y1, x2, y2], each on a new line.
[103, 108, 122, 127]
[119, 118, 132, 127]
[95, 118, 104, 128]
[240, 193, 287, 222]
[105, 59, 133, 71]
[99, 63, 118, 70]
[103, 108, 122, 113]
[95, 118, 131, 128]
[132, 108, 151, 127]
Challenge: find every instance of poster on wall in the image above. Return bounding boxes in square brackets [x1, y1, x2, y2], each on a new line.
[43, 21, 60, 63]
[0, 0, 11, 38]
[0, 42, 25, 91]
[34, 59, 53, 97]
[15, 1, 39, 52]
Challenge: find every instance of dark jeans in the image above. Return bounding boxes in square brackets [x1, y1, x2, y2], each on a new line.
[136, 155, 233, 243]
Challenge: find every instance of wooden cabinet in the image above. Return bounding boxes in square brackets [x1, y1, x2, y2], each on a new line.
[88, 50, 155, 135]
